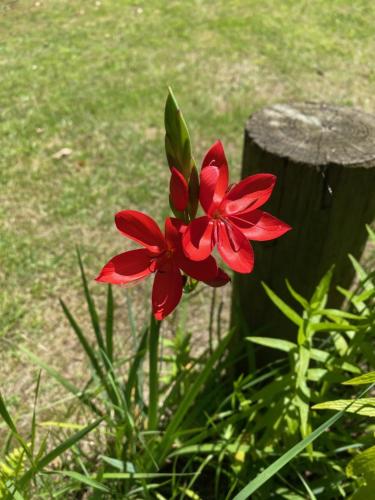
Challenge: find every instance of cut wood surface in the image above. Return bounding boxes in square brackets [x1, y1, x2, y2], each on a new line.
[232, 103, 375, 362]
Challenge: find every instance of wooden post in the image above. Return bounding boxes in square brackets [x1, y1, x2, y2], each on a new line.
[232, 103, 375, 367]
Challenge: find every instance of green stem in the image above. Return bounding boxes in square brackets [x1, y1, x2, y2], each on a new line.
[148, 314, 161, 431]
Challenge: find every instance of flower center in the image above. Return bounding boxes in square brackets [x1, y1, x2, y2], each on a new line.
[150, 247, 175, 273]
[166, 248, 174, 258]
[212, 209, 222, 219]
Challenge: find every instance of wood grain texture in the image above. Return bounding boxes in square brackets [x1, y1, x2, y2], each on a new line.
[232, 103, 375, 367]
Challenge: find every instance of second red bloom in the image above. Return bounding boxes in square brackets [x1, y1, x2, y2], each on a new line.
[96, 210, 229, 319]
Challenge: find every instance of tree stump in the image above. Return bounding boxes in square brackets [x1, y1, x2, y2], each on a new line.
[232, 102, 375, 367]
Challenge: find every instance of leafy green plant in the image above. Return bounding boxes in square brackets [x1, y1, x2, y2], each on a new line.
[232, 227, 375, 498]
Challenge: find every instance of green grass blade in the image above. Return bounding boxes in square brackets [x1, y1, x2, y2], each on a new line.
[309, 266, 334, 310]
[19, 418, 102, 487]
[77, 249, 106, 354]
[233, 412, 347, 499]
[12, 489, 25, 500]
[348, 254, 371, 289]
[0, 392, 19, 436]
[170, 444, 227, 457]
[233, 384, 375, 500]
[125, 326, 148, 406]
[247, 336, 297, 353]
[313, 398, 375, 417]
[0, 393, 33, 463]
[344, 371, 375, 385]
[100, 455, 126, 471]
[262, 283, 302, 327]
[309, 322, 357, 333]
[31, 371, 42, 457]
[126, 290, 138, 342]
[310, 348, 329, 363]
[57, 470, 109, 493]
[20, 346, 102, 416]
[50, 484, 81, 498]
[295, 470, 316, 500]
[105, 285, 114, 362]
[99, 350, 129, 419]
[182, 454, 213, 499]
[366, 224, 375, 242]
[59, 299, 107, 386]
[285, 280, 309, 310]
[101, 472, 194, 479]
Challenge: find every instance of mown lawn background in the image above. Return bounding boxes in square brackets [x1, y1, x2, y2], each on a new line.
[1, 0, 374, 410]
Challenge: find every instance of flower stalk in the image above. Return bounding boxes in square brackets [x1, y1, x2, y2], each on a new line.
[148, 314, 161, 431]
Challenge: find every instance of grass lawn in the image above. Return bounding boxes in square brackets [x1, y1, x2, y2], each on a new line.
[1, 0, 374, 410]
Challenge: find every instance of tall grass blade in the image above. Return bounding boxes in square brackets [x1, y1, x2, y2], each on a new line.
[60, 298, 104, 381]
[77, 249, 106, 354]
[0, 392, 19, 436]
[57, 471, 109, 493]
[182, 453, 212, 499]
[0, 393, 32, 463]
[309, 266, 334, 310]
[262, 283, 302, 327]
[285, 280, 309, 310]
[126, 290, 138, 342]
[105, 285, 114, 363]
[125, 326, 148, 406]
[20, 346, 102, 417]
[31, 371, 42, 457]
[247, 337, 296, 353]
[101, 472, 194, 479]
[296, 470, 317, 499]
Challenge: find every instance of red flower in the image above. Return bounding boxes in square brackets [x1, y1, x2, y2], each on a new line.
[96, 210, 229, 319]
[183, 141, 291, 273]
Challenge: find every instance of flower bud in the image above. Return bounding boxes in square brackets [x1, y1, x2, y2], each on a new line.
[169, 167, 189, 212]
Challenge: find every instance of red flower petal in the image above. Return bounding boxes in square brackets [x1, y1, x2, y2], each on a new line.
[200, 141, 229, 215]
[222, 174, 276, 215]
[182, 216, 215, 261]
[169, 167, 189, 212]
[115, 210, 165, 252]
[165, 217, 219, 282]
[177, 252, 219, 282]
[152, 265, 183, 320]
[229, 209, 291, 241]
[95, 249, 153, 285]
[164, 217, 185, 248]
[217, 221, 254, 273]
[203, 267, 231, 287]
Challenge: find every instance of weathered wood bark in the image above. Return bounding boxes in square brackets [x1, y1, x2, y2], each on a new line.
[232, 103, 375, 368]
